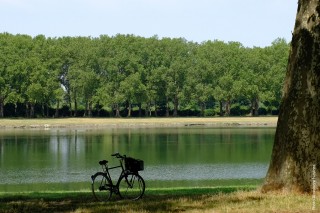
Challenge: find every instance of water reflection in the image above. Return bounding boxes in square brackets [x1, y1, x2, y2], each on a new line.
[0, 127, 274, 191]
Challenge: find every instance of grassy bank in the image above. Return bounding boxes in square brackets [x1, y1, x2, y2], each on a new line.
[0, 187, 315, 213]
[0, 117, 278, 129]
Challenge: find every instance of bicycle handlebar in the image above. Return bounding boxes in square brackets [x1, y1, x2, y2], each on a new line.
[111, 152, 126, 159]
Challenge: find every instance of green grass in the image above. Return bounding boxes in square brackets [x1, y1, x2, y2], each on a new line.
[0, 186, 316, 213]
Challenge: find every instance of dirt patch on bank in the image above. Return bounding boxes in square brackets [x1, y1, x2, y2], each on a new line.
[0, 117, 278, 129]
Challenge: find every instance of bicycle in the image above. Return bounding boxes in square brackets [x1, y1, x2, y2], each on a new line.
[91, 152, 145, 201]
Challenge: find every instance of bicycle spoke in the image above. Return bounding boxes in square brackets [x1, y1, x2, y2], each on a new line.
[92, 173, 112, 202]
[118, 173, 145, 200]
[91, 153, 145, 202]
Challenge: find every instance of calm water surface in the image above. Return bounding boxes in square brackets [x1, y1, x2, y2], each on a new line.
[0, 127, 275, 192]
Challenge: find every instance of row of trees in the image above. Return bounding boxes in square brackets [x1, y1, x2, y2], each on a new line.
[0, 33, 290, 118]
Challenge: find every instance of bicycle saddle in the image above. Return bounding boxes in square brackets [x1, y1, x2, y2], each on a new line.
[99, 160, 108, 165]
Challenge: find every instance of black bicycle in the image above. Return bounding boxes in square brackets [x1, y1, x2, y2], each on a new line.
[91, 152, 145, 201]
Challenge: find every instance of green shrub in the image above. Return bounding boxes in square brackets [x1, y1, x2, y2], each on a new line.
[204, 109, 215, 116]
[230, 104, 250, 116]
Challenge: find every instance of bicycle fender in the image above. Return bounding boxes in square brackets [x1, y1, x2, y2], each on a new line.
[91, 172, 105, 183]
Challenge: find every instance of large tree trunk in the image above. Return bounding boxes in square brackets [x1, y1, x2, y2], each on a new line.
[262, 0, 320, 193]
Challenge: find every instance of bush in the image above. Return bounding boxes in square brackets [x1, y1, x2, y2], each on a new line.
[230, 104, 250, 116]
[258, 106, 268, 115]
[204, 109, 215, 116]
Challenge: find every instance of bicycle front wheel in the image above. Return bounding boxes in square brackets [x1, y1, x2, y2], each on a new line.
[118, 172, 145, 200]
[91, 173, 112, 201]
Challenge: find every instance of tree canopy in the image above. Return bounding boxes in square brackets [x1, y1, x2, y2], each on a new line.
[0, 33, 289, 117]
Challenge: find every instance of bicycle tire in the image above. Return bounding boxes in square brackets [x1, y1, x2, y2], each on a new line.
[118, 172, 145, 200]
[91, 172, 112, 201]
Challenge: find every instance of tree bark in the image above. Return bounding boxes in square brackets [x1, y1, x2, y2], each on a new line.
[251, 97, 259, 116]
[219, 101, 223, 116]
[166, 96, 170, 117]
[73, 93, 78, 117]
[225, 99, 231, 116]
[0, 97, 4, 118]
[262, 0, 320, 193]
[88, 101, 92, 117]
[114, 103, 121, 117]
[200, 102, 206, 117]
[173, 95, 178, 117]
[55, 100, 60, 118]
[127, 102, 132, 117]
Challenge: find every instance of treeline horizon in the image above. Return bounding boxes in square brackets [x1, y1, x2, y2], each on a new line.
[0, 33, 290, 118]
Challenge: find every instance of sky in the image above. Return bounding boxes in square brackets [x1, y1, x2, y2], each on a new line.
[0, 0, 297, 47]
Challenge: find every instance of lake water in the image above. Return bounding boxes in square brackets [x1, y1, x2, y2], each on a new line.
[0, 127, 275, 192]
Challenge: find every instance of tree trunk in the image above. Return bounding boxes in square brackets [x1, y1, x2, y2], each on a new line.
[154, 101, 158, 117]
[74, 95, 78, 117]
[166, 97, 170, 117]
[115, 104, 121, 117]
[225, 99, 231, 116]
[173, 95, 178, 117]
[219, 101, 223, 116]
[30, 103, 35, 118]
[145, 103, 149, 117]
[127, 102, 132, 117]
[55, 100, 60, 118]
[251, 97, 259, 116]
[262, 0, 320, 193]
[138, 103, 142, 117]
[201, 102, 205, 117]
[88, 101, 92, 117]
[41, 103, 45, 117]
[0, 97, 4, 118]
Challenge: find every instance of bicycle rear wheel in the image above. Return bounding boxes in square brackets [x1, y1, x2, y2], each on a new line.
[91, 173, 112, 201]
[118, 172, 145, 200]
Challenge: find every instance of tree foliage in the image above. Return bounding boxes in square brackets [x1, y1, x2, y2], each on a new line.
[0, 33, 289, 117]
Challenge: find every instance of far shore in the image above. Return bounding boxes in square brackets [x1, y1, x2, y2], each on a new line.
[0, 117, 278, 129]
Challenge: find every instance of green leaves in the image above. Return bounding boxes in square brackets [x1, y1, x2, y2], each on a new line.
[0, 33, 289, 117]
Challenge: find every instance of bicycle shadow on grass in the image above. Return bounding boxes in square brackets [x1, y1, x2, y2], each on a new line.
[0, 187, 256, 213]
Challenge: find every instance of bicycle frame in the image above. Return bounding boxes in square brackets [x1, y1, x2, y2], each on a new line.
[92, 157, 129, 193]
[91, 152, 145, 201]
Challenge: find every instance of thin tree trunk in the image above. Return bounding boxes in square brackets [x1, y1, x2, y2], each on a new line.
[127, 102, 132, 117]
[88, 101, 92, 117]
[138, 103, 142, 117]
[225, 99, 231, 116]
[201, 102, 205, 117]
[154, 101, 158, 117]
[262, 0, 320, 193]
[166, 97, 170, 117]
[55, 100, 60, 118]
[30, 103, 35, 118]
[0, 97, 4, 118]
[173, 95, 178, 117]
[219, 101, 223, 116]
[251, 97, 259, 116]
[115, 104, 121, 117]
[74, 96, 78, 117]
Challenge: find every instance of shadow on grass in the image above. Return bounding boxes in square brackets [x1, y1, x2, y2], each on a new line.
[0, 186, 256, 213]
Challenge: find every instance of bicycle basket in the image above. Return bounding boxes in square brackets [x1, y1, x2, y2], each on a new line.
[125, 157, 144, 172]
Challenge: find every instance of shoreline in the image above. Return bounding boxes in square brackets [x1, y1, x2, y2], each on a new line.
[0, 117, 278, 129]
